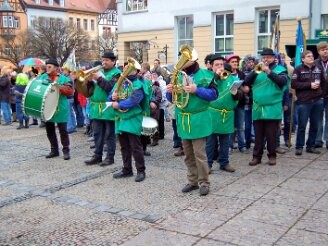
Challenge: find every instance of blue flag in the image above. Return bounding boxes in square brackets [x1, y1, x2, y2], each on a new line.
[295, 20, 306, 67]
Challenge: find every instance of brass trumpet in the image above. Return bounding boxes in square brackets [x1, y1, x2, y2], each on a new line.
[75, 65, 105, 97]
[220, 70, 231, 80]
[254, 62, 268, 74]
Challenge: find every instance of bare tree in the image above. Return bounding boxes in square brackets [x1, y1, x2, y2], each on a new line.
[28, 17, 93, 66]
[98, 31, 117, 55]
[0, 30, 32, 69]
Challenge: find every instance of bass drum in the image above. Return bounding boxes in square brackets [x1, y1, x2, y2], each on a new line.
[22, 79, 59, 121]
[141, 116, 158, 136]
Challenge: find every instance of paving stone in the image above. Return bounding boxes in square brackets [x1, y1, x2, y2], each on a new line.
[207, 218, 286, 245]
[237, 199, 305, 228]
[107, 207, 122, 214]
[262, 186, 321, 209]
[310, 160, 328, 170]
[129, 213, 148, 220]
[157, 209, 225, 237]
[312, 193, 328, 212]
[279, 177, 328, 196]
[118, 210, 136, 217]
[294, 209, 328, 234]
[122, 228, 199, 246]
[195, 238, 237, 246]
[142, 214, 162, 223]
[294, 167, 328, 181]
[276, 228, 328, 246]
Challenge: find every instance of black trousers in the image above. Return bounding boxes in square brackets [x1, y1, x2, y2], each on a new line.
[253, 120, 279, 160]
[46, 122, 70, 153]
[140, 135, 150, 151]
[158, 109, 165, 139]
[118, 132, 145, 174]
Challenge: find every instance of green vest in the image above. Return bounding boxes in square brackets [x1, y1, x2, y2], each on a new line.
[39, 73, 71, 123]
[90, 67, 121, 120]
[175, 68, 214, 139]
[209, 75, 239, 134]
[140, 78, 153, 117]
[113, 79, 144, 135]
[252, 65, 286, 120]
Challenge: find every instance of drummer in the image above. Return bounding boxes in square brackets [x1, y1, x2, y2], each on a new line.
[39, 58, 74, 160]
[108, 63, 148, 182]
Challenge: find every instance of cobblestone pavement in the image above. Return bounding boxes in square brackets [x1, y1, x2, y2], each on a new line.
[0, 121, 328, 245]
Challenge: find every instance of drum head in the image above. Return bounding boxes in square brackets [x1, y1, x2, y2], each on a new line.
[43, 84, 59, 121]
[142, 116, 158, 128]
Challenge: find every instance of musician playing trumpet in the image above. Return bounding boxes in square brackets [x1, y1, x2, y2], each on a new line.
[245, 48, 288, 166]
[84, 52, 121, 166]
[166, 47, 218, 196]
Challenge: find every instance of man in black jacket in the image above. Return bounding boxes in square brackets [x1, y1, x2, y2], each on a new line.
[291, 50, 324, 155]
[314, 41, 328, 149]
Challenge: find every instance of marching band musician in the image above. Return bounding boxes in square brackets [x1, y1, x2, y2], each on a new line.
[109, 63, 148, 182]
[166, 48, 218, 196]
[84, 52, 121, 166]
[206, 55, 244, 174]
[245, 48, 288, 166]
[41, 58, 73, 160]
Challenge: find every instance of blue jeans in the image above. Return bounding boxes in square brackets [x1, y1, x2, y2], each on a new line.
[93, 119, 116, 159]
[315, 98, 328, 146]
[296, 99, 323, 150]
[245, 108, 253, 148]
[73, 100, 85, 127]
[67, 99, 77, 132]
[230, 106, 246, 150]
[16, 102, 29, 122]
[81, 106, 90, 126]
[0, 101, 11, 123]
[172, 119, 181, 148]
[206, 133, 229, 168]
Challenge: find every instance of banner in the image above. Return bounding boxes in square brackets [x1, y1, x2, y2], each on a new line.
[63, 49, 76, 71]
[270, 12, 280, 52]
[295, 19, 306, 67]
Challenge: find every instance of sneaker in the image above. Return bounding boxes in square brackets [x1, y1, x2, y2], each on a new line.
[63, 152, 70, 160]
[199, 186, 209, 196]
[295, 149, 303, 155]
[275, 147, 286, 154]
[315, 143, 323, 148]
[181, 184, 199, 193]
[306, 148, 321, 154]
[220, 164, 236, 172]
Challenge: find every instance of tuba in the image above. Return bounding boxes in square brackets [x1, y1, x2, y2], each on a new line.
[114, 57, 141, 112]
[75, 65, 105, 97]
[170, 45, 193, 109]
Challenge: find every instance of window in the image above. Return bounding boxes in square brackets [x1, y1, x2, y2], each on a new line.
[77, 18, 81, 29]
[35, 0, 41, 4]
[60, 0, 65, 7]
[214, 13, 234, 54]
[126, 0, 147, 12]
[14, 18, 19, 28]
[2, 16, 8, 28]
[322, 14, 328, 30]
[83, 19, 88, 31]
[91, 19, 95, 31]
[176, 16, 193, 48]
[48, 0, 53, 6]
[69, 17, 73, 27]
[5, 46, 11, 56]
[257, 8, 279, 52]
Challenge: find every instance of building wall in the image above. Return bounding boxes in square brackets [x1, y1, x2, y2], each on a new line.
[66, 12, 99, 39]
[26, 8, 66, 27]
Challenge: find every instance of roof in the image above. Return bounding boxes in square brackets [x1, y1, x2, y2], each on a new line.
[23, 0, 115, 14]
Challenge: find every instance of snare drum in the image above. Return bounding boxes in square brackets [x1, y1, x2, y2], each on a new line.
[22, 79, 59, 121]
[141, 116, 158, 136]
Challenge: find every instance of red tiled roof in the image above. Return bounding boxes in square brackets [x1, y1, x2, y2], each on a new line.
[23, 0, 115, 13]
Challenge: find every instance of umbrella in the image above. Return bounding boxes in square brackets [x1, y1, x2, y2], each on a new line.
[19, 58, 45, 66]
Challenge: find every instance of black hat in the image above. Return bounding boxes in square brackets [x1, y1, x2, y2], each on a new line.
[210, 54, 225, 63]
[102, 52, 116, 59]
[31, 67, 38, 75]
[151, 70, 161, 77]
[261, 48, 275, 56]
[46, 58, 59, 67]
[224, 63, 232, 73]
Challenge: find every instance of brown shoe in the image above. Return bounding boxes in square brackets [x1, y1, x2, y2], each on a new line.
[267, 158, 276, 166]
[220, 164, 235, 172]
[275, 147, 286, 154]
[174, 148, 184, 157]
[249, 159, 261, 166]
